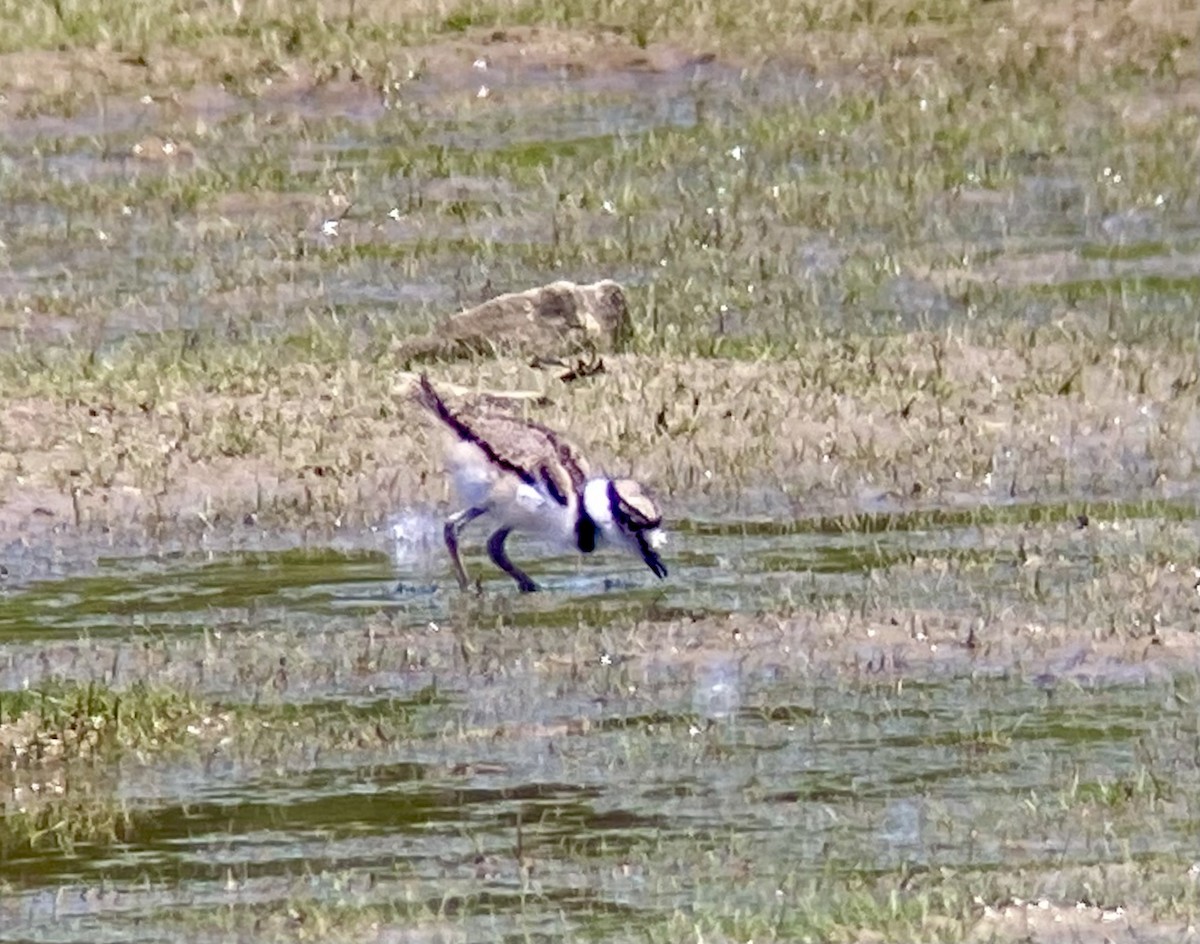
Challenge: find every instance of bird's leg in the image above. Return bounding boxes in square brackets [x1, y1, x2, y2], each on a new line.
[444, 506, 488, 591]
[486, 527, 538, 593]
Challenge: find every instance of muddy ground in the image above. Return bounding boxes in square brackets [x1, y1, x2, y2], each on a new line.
[3, 1, 1200, 940]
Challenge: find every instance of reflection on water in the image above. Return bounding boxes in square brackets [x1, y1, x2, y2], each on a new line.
[5, 495, 1181, 645]
[2, 36, 1200, 941]
[692, 657, 742, 722]
[0, 497, 1198, 939]
[879, 798, 926, 866]
[0, 666, 1194, 940]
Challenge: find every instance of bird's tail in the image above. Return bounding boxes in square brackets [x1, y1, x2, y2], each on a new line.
[412, 374, 458, 427]
[412, 374, 496, 457]
[412, 375, 543, 490]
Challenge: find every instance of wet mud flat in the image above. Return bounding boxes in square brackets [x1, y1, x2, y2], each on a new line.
[3, 0, 1200, 940]
[4, 499, 1200, 942]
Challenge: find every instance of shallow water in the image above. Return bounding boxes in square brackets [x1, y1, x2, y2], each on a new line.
[2, 54, 1198, 350]
[3, 33, 1200, 942]
[2, 496, 1200, 938]
[0, 495, 1184, 649]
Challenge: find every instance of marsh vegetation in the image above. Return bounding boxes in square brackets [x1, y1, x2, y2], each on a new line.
[2, 0, 1200, 940]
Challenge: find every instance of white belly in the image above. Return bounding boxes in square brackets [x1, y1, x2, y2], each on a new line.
[445, 440, 576, 546]
[448, 459, 493, 509]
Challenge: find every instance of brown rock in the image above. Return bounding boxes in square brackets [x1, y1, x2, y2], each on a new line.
[394, 279, 631, 365]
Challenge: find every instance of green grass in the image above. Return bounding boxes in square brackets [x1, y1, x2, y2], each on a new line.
[0, 680, 205, 854]
[0, 679, 202, 759]
[1, 311, 1198, 534]
[0, 675, 432, 856]
[4, 551, 1200, 935]
[2, 2, 1200, 935]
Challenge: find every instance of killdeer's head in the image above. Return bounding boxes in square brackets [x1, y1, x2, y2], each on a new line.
[583, 478, 668, 580]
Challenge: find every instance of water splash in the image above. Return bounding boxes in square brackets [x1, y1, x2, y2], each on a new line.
[692, 656, 742, 721]
[387, 508, 443, 567]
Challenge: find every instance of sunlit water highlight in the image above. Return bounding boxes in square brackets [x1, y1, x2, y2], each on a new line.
[2, 500, 1199, 939]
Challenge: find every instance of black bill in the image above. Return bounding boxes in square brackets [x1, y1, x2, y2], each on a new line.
[636, 532, 668, 579]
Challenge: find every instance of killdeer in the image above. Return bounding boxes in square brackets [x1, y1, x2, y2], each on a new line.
[413, 375, 668, 592]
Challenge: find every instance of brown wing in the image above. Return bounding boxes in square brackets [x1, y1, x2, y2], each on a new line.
[463, 409, 584, 507]
[522, 416, 591, 498]
[414, 375, 588, 507]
